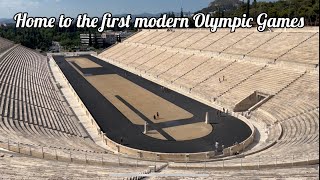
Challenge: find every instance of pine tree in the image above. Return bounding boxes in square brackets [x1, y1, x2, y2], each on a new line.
[94, 33, 98, 48]
[253, 0, 257, 20]
[180, 8, 184, 17]
[88, 31, 92, 46]
[246, 0, 250, 17]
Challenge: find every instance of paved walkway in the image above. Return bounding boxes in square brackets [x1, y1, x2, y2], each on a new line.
[49, 57, 110, 150]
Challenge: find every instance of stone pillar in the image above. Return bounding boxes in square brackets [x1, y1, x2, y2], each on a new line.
[144, 121, 148, 134]
[205, 112, 209, 124]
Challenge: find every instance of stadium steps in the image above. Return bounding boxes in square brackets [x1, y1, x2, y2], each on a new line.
[156, 167, 319, 179]
[124, 30, 148, 43]
[97, 29, 319, 167]
[0, 118, 105, 153]
[144, 51, 179, 73]
[131, 30, 157, 44]
[159, 54, 210, 83]
[190, 60, 237, 90]
[1, 112, 79, 137]
[220, 32, 254, 53]
[0, 87, 70, 116]
[153, 31, 186, 46]
[109, 44, 137, 60]
[171, 56, 211, 83]
[139, 30, 163, 44]
[0, 150, 150, 179]
[0, 72, 61, 101]
[100, 42, 124, 58]
[128, 48, 163, 68]
[277, 33, 319, 65]
[224, 32, 281, 57]
[0, 45, 87, 137]
[165, 31, 196, 48]
[173, 58, 233, 91]
[266, 124, 282, 143]
[254, 72, 319, 123]
[134, 49, 168, 71]
[0, 65, 62, 102]
[278, 105, 318, 124]
[218, 66, 306, 110]
[245, 32, 282, 57]
[266, 95, 319, 122]
[126, 163, 169, 180]
[115, 45, 147, 62]
[176, 31, 210, 49]
[203, 31, 253, 54]
[216, 65, 267, 99]
[191, 61, 266, 104]
[247, 32, 315, 61]
[0, 43, 124, 156]
[275, 32, 319, 62]
[148, 31, 175, 45]
[0, 38, 15, 55]
[0, 45, 18, 62]
[193, 31, 230, 51]
[156, 53, 194, 78]
[117, 45, 147, 63]
[124, 46, 155, 65]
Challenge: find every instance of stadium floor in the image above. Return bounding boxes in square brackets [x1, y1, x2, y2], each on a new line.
[53, 55, 251, 153]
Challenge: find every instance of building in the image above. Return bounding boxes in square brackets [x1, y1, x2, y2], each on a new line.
[80, 33, 104, 47]
[80, 31, 134, 47]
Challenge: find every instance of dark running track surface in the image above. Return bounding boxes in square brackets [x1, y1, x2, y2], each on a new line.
[53, 55, 251, 153]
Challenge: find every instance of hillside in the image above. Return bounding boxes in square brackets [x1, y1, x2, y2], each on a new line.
[197, 0, 319, 26]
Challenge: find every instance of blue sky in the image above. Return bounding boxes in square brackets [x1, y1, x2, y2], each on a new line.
[0, 0, 214, 18]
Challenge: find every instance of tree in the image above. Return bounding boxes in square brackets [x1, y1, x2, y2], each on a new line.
[253, 0, 257, 20]
[94, 33, 99, 49]
[180, 8, 184, 17]
[246, 0, 250, 17]
[198, 0, 317, 26]
[89, 31, 92, 46]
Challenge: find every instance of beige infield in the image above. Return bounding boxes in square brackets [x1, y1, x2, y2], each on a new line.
[66, 57, 102, 68]
[66, 57, 213, 141]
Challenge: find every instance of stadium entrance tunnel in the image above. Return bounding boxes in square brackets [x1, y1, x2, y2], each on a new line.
[234, 91, 273, 112]
[53, 55, 252, 155]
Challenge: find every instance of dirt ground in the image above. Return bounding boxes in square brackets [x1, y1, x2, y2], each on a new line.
[66, 57, 213, 141]
[66, 57, 102, 68]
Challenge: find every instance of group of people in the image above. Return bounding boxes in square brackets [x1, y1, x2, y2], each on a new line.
[214, 141, 225, 152]
[218, 76, 226, 83]
[216, 108, 228, 117]
[161, 86, 169, 93]
[153, 112, 160, 120]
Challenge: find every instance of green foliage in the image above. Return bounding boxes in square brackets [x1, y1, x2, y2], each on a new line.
[0, 25, 82, 51]
[199, 0, 244, 14]
[0, 22, 136, 51]
[199, 0, 319, 25]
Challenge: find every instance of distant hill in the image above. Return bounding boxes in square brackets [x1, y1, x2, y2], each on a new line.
[115, 12, 187, 19]
[114, 13, 162, 20]
[131, 13, 162, 18]
[198, 0, 244, 14]
[0, 18, 14, 24]
[196, 0, 318, 26]
[198, 0, 279, 14]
